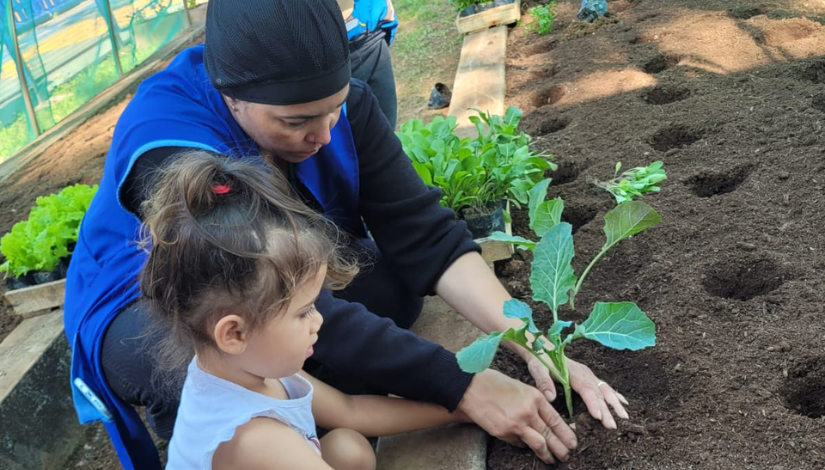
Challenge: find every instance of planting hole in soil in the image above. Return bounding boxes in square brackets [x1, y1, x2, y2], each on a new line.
[642, 85, 691, 105]
[560, 200, 598, 233]
[534, 115, 570, 135]
[782, 358, 825, 419]
[685, 166, 752, 198]
[796, 59, 825, 83]
[643, 54, 680, 74]
[727, 6, 765, 19]
[702, 258, 785, 301]
[811, 92, 825, 113]
[547, 158, 583, 185]
[524, 38, 558, 57]
[649, 125, 705, 152]
[533, 85, 566, 107]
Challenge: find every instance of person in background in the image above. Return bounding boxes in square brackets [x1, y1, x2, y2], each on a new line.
[339, 0, 399, 128]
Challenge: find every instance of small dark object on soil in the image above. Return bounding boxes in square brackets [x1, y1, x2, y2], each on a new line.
[428, 83, 453, 109]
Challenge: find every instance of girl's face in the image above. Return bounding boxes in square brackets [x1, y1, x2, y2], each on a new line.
[242, 265, 326, 379]
[227, 86, 350, 166]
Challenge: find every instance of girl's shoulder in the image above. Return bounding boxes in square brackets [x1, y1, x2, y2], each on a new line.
[212, 417, 328, 470]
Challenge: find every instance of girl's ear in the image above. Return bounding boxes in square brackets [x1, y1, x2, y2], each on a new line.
[213, 315, 249, 355]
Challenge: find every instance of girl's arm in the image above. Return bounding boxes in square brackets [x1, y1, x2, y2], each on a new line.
[300, 371, 470, 437]
[213, 417, 333, 470]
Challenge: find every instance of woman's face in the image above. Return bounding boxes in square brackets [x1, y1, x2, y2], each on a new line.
[227, 86, 350, 165]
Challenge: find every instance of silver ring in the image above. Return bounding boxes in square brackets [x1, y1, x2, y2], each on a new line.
[596, 381, 607, 388]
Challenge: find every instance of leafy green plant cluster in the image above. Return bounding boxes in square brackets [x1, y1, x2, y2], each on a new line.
[527, 2, 558, 35]
[468, 106, 556, 207]
[595, 161, 667, 204]
[397, 106, 555, 214]
[450, 0, 490, 12]
[398, 115, 492, 212]
[0, 184, 98, 278]
[458, 171, 664, 417]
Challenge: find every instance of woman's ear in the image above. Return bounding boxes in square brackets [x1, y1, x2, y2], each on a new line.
[213, 315, 248, 355]
[223, 95, 241, 114]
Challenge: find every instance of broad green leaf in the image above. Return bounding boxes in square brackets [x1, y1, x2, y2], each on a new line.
[490, 232, 535, 251]
[577, 302, 655, 351]
[503, 299, 538, 333]
[548, 320, 572, 337]
[411, 163, 433, 185]
[532, 198, 563, 238]
[531, 222, 577, 310]
[528, 179, 551, 224]
[603, 201, 662, 248]
[504, 105, 523, 127]
[456, 332, 504, 373]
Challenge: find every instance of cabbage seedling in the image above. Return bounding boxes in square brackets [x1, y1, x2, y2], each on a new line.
[458, 179, 661, 417]
[595, 161, 667, 204]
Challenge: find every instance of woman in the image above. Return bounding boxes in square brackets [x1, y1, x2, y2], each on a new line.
[64, 1, 628, 469]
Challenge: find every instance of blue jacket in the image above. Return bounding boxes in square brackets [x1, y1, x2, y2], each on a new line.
[64, 45, 363, 470]
[346, 0, 399, 43]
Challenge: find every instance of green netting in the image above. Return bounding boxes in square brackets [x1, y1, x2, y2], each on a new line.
[0, 0, 192, 164]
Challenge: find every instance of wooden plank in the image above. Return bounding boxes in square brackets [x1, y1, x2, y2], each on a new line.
[0, 310, 64, 403]
[448, 26, 509, 138]
[455, 0, 521, 35]
[2, 279, 66, 319]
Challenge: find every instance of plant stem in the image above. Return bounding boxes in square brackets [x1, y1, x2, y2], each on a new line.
[570, 244, 610, 310]
[530, 344, 573, 418]
[531, 349, 564, 384]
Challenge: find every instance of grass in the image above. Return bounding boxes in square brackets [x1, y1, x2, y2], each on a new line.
[392, 0, 463, 126]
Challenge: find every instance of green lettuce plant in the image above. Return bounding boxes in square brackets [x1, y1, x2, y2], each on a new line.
[457, 178, 661, 417]
[0, 184, 98, 278]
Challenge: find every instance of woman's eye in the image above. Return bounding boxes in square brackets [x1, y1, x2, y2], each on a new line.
[285, 120, 306, 128]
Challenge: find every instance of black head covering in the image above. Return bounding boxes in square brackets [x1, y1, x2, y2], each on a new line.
[204, 0, 351, 105]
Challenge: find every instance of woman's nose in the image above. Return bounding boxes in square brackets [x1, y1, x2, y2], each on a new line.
[308, 113, 339, 146]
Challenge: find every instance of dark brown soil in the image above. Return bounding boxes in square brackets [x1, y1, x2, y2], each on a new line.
[489, 0, 825, 468]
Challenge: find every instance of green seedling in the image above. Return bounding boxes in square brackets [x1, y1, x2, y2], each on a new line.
[458, 178, 661, 417]
[397, 107, 554, 215]
[595, 161, 667, 204]
[527, 2, 558, 35]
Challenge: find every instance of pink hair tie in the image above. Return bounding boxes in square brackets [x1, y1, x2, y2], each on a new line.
[212, 183, 231, 195]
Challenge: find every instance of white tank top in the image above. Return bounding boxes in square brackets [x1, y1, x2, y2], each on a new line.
[165, 359, 321, 470]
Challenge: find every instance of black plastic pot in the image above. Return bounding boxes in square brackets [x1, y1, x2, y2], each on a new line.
[460, 200, 506, 239]
[2, 256, 71, 291]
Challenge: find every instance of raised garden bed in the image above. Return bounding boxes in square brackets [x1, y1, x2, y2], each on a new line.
[456, 0, 521, 35]
[486, 0, 825, 468]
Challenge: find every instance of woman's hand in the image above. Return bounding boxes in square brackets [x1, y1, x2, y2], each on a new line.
[526, 355, 629, 429]
[457, 369, 577, 464]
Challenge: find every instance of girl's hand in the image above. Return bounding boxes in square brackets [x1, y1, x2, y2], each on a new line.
[526, 355, 629, 429]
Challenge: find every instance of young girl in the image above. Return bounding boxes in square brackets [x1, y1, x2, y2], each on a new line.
[139, 152, 467, 470]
